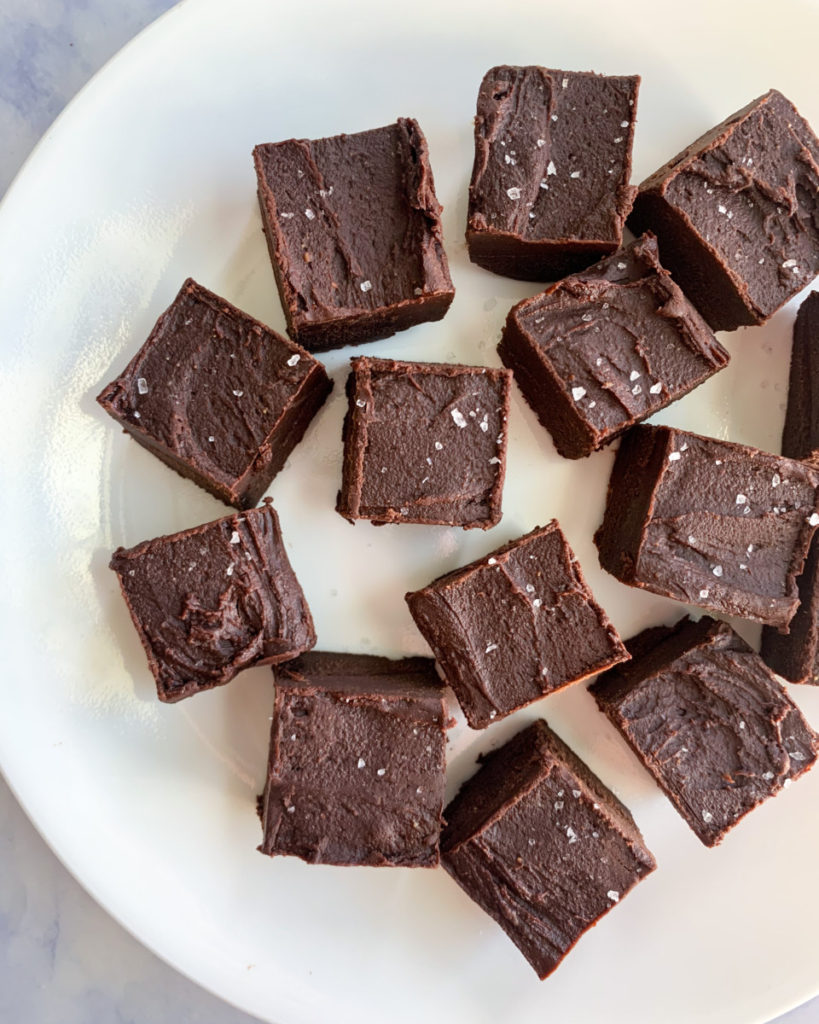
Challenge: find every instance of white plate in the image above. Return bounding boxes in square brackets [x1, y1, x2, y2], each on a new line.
[2, 1, 819, 1021]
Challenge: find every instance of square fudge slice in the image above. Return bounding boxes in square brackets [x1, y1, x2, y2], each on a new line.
[628, 90, 819, 332]
[337, 357, 511, 529]
[259, 653, 448, 866]
[498, 234, 729, 458]
[109, 500, 315, 702]
[406, 522, 628, 728]
[253, 118, 455, 351]
[97, 278, 332, 510]
[442, 720, 656, 979]
[595, 424, 819, 628]
[591, 616, 818, 847]
[467, 65, 640, 281]
[762, 293, 819, 682]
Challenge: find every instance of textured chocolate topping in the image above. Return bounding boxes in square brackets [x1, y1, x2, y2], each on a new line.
[406, 522, 628, 728]
[762, 293, 819, 682]
[595, 424, 819, 627]
[259, 652, 447, 866]
[441, 720, 656, 979]
[253, 118, 455, 351]
[337, 356, 511, 529]
[498, 234, 729, 458]
[467, 65, 639, 281]
[97, 279, 332, 510]
[591, 616, 819, 846]
[629, 90, 819, 332]
[109, 501, 315, 702]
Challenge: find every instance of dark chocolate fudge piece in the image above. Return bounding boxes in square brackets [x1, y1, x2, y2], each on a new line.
[259, 653, 447, 866]
[406, 522, 628, 728]
[337, 356, 511, 529]
[498, 234, 729, 458]
[253, 118, 455, 351]
[109, 500, 314, 702]
[467, 65, 640, 281]
[441, 720, 656, 979]
[628, 90, 819, 332]
[591, 616, 819, 847]
[595, 424, 819, 628]
[762, 293, 819, 681]
[97, 279, 332, 510]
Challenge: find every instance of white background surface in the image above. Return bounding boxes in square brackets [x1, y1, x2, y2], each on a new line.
[2, 2, 819, 1022]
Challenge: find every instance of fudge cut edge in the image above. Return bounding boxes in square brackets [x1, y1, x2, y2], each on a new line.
[96, 278, 333, 510]
[406, 522, 629, 729]
[259, 652, 447, 866]
[762, 293, 819, 681]
[442, 720, 656, 978]
[498, 234, 728, 459]
[467, 66, 640, 282]
[336, 356, 511, 530]
[253, 118, 455, 352]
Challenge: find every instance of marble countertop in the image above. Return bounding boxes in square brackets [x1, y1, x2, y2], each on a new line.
[0, 2, 817, 1022]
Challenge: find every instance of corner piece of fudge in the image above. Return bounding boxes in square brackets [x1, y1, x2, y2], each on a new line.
[97, 278, 332, 510]
[762, 292, 819, 682]
[441, 719, 656, 979]
[591, 616, 818, 846]
[594, 424, 819, 628]
[628, 90, 819, 332]
[259, 652, 448, 866]
[467, 65, 640, 281]
[498, 234, 729, 458]
[109, 500, 315, 702]
[253, 118, 455, 351]
[406, 521, 628, 728]
[336, 356, 511, 529]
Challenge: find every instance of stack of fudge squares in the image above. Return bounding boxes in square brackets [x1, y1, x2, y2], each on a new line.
[98, 65, 819, 980]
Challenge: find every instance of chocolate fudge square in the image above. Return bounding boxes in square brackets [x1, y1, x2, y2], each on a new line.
[441, 720, 656, 979]
[259, 653, 447, 866]
[337, 357, 511, 529]
[467, 65, 640, 281]
[253, 118, 455, 351]
[498, 234, 729, 458]
[595, 424, 819, 628]
[109, 501, 315, 702]
[762, 293, 819, 682]
[629, 90, 819, 332]
[591, 616, 819, 847]
[406, 522, 628, 728]
[97, 279, 332, 510]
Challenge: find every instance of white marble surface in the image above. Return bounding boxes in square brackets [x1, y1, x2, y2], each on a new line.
[1, 2, 818, 1022]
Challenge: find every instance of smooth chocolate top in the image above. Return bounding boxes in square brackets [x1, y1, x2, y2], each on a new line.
[595, 424, 819, 628]
[442, 720, 655, 979]
[253, 119, 453, 327]
[97, 279, 327, 495]
[260, 652, 447, 866]
[637, 90, 819, 322]
[782, 291, 819, 465]
[591, 617, 819, 846]
[502, 235, 728, 456]
[109, 501, 315, 701]
[468, 66, 639, 245]
[337, 356, 511, 529]
[406, 522, 627, 728]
